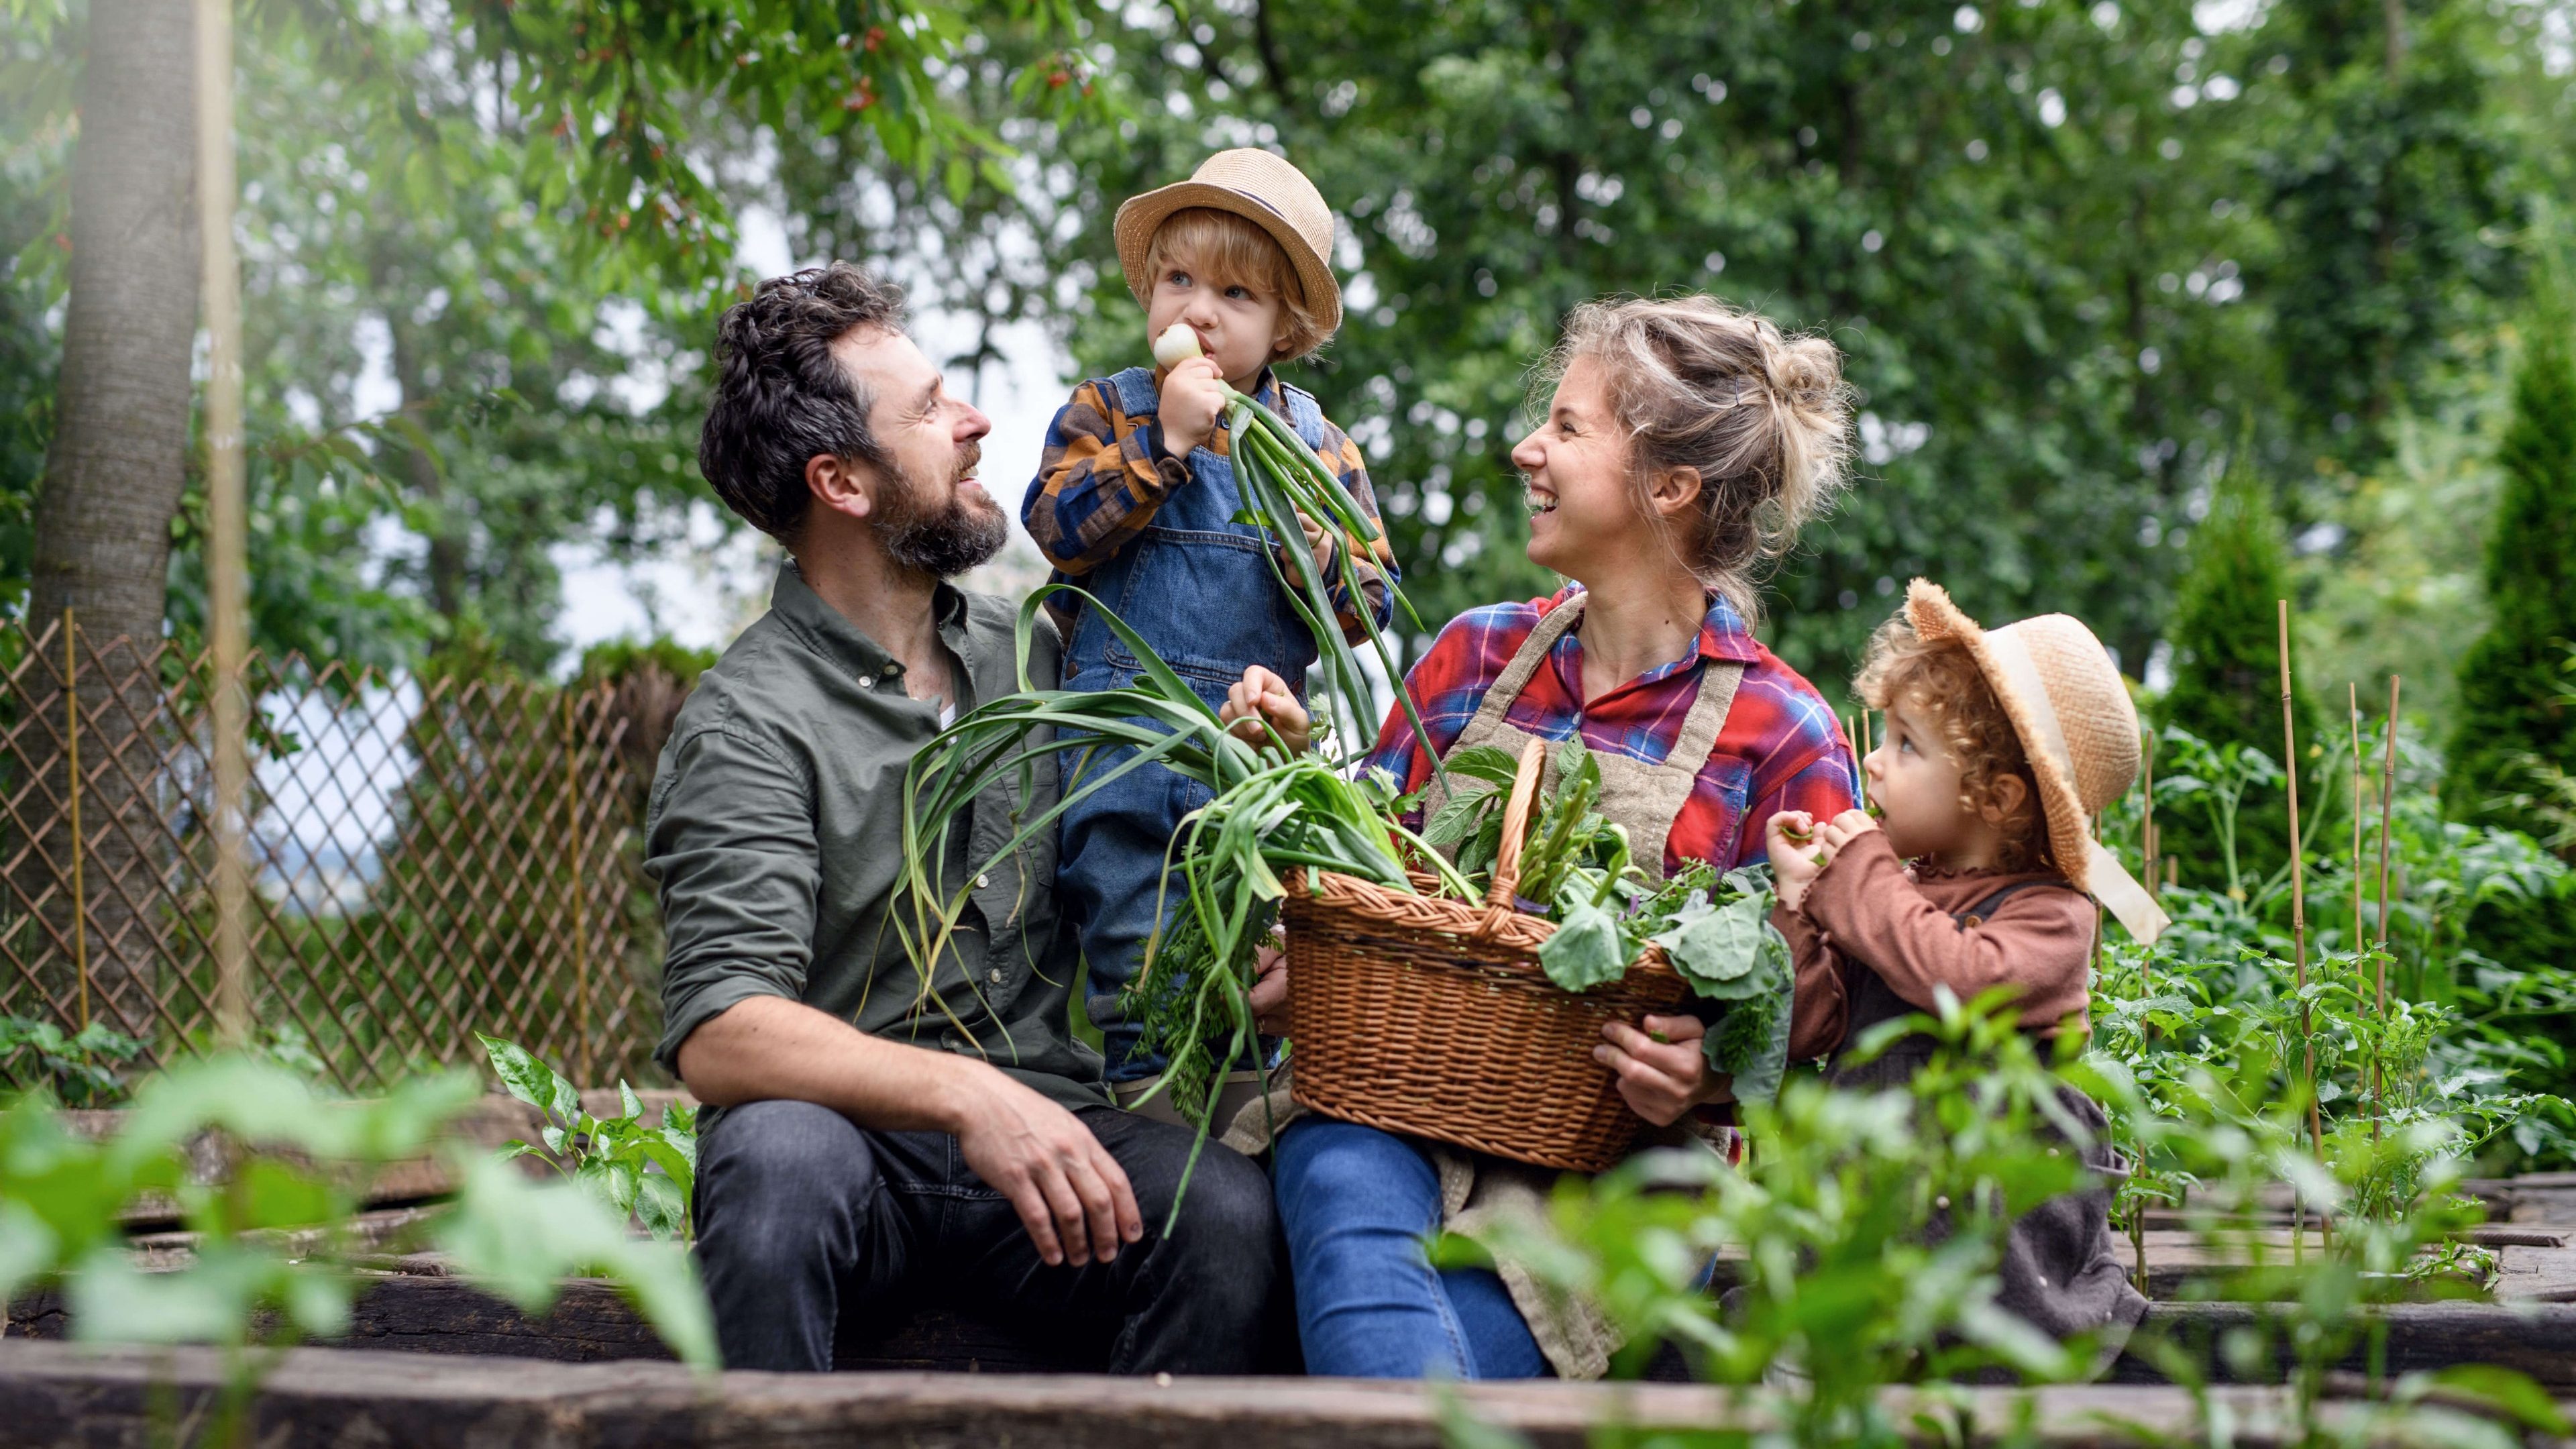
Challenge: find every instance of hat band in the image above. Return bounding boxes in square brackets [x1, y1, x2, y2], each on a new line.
[1984, 625, 2169, 945]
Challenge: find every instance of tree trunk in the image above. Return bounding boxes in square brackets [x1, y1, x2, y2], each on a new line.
[13, 0, 201, 1041]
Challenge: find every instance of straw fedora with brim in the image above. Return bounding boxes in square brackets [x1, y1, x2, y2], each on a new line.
[1113, 149, 1342, 339]
[1901, 579, 2170, 945]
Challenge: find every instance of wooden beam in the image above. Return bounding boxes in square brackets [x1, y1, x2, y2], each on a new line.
[0, 1340, 2508, 1449]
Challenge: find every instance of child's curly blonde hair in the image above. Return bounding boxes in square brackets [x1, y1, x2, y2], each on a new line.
[1854, 612, 2053, 873]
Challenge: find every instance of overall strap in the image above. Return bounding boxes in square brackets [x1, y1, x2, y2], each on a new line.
[1273, 378, 1331, 450]
[1104, 366, 1161, 419]
[1949, 879, 2077, 930]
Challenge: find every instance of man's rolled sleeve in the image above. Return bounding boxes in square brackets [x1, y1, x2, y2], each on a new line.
[647, 724, 821, 1071]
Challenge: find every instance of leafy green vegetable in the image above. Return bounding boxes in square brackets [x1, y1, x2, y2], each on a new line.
[1538, 893, 1631, 991]
[1651, 892, 1772, 998]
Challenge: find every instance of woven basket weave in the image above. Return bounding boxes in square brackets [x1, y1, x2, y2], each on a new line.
[1284, 738, 1687, 1173]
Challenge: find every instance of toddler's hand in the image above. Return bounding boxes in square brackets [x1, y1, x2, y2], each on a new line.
[1766, 811, 1825, 910]
[1817, 808, 1879, 857]
[1158, 356, 1228, 460]
[1219, 665, 1310, 755]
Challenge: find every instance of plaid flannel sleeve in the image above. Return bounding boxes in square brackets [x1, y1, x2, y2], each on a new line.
[1022, 380, 1189, 577]
[1273, 421, 1401, 643]
[1733, 735, 1862, 869]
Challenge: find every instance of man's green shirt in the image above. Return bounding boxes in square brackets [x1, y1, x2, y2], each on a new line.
[648, 563, 1106, 1114]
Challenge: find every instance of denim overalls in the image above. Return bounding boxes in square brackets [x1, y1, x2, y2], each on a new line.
[1057, 365, 1332, 1081]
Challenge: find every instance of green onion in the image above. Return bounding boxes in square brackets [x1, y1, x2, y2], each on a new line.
[897, 585, 1467, 1220]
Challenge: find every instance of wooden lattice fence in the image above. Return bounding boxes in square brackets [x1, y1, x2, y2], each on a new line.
[0, 617, 661, 1093]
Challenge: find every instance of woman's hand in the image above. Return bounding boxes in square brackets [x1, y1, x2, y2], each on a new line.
[1596, 1014, 1732, 1126]
[1765, 811, 1826, 911]
[1248, 929, 1291, 1036]
[1219, 665, 1311, 755]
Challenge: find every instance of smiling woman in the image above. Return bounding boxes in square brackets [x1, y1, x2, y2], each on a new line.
[1254, 294, 1865, 1383]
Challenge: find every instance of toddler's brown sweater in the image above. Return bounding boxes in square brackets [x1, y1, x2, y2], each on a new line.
[1778, 828, 2095, 1063]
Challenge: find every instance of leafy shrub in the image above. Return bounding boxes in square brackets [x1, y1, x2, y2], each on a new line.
[0, 1053, 714, 1367]
[0, 1016, 142, 1108]
[2447, 321, 2576, 839]
[476, 1032, 696, 1240]
[2156, 454, 2319, 892]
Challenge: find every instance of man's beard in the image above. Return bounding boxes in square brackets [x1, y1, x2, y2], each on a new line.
[877, 441, 1008, 579]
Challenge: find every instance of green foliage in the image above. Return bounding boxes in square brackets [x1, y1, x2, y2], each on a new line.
[2157, 456, 2319, 890]
[2114, 720, 2576, 1169]
[476, 1033, 697, 1242]
[578, 637, 718, 692]
[1449, 992, 2101, 1440]
[0, 1017, 141, 1108]
[2253, 0, 2527, 464]
[989, 0, 2557, 693]
[0, 1053, 715, 1368]
[2447, 319, 2576, 836]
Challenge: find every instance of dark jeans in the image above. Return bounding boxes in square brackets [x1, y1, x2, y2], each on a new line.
[694, 1098, 1280, 1373]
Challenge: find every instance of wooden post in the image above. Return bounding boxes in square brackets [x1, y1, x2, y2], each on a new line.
[2278, 602, 2321, 1163]
[197, 0, 251, 1046]
[560, 689, 594, 1087]
[63, 608, 88, 1032]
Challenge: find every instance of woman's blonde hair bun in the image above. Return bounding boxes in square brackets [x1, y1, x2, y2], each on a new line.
[1536, 294, 1856, 620]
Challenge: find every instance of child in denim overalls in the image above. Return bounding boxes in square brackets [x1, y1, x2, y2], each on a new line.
[1022, 150, 1397, 1093]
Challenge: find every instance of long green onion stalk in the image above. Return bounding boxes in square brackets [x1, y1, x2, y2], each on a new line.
[1151, 323, 1436, 765]
[894, 585, 1469, 1216]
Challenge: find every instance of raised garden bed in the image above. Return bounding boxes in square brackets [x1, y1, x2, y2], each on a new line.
[0, 1338, 2543, 1449]
[20, 1260, 2576, 1387]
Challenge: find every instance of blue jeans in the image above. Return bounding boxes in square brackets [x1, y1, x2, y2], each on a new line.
[1273, 1118, 1552, 1379]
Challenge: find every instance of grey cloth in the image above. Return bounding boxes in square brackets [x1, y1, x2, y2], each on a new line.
[1824, 883, 2147, 1347]
[647, 561, 1108, 1121]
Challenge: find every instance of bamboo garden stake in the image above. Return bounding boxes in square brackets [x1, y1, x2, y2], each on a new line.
[2349, 681, 2370, 1137]
[2373, 675, 2402, 1124]
[2140, 730, 2156, 996]
[2278, 601, 2323, 1163]
[2349, 684, 2365, 975]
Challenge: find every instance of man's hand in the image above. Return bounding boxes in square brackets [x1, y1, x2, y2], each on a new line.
[1766, 811, 1825, 911]
[1596, 1014, 1733, 1126]
[1158, 356, 1228, 459]
[1248, 928, 1291, 1036]
[949, 1065, 1143, 1268]
[1218, 665, 1311, 755]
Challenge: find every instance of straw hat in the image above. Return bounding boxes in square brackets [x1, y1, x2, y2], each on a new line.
[1113, 149, 1342, 337]
[1902, 580, 2169, 943]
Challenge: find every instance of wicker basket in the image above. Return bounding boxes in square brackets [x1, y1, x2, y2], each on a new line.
[1283, 737, 1688, 1172]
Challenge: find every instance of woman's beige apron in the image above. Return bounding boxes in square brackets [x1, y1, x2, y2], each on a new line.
[1224, 593, 1746, 1378]
[1421, 594, 1744, 883]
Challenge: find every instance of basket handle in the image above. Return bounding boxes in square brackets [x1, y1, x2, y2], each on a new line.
[1483, 737, 1550, 912]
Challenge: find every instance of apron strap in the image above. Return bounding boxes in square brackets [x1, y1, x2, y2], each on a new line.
[1662, 659, 1745, 782]
[1462, 594, 1587, 739]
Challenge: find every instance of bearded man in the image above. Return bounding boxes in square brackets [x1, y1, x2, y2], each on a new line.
[652, 263, 1276, 1373]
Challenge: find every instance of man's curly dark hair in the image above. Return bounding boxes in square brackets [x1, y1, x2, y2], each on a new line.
[698, 263, 908, 545]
